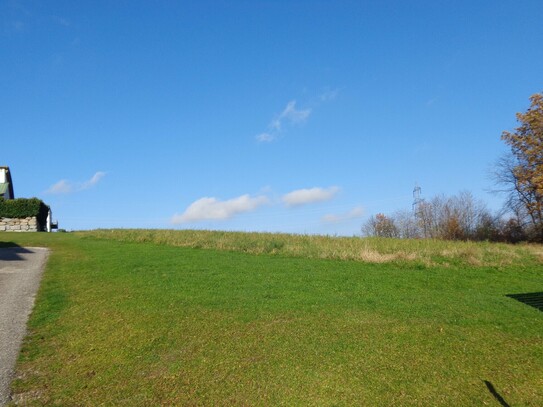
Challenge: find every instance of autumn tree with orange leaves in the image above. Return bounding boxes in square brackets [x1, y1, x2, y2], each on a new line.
[498, 93, 543, 241]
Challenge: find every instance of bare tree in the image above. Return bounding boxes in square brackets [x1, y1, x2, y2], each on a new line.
[368, 191, 495, 241]
[393, 209, 421, 239]
[362, 213, 399, 238]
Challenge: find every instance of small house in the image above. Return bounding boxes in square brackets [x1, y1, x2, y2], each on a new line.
[0, 166, 14, 200]
[0, 166, 58, 232]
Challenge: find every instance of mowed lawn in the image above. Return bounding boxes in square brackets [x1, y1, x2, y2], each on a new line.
[2, 232, 542, 406]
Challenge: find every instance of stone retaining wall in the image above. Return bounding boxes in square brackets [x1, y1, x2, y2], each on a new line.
[0, 217, 40, 232]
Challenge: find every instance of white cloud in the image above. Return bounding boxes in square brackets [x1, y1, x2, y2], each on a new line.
[46, 171, 106, 194]
[46, 179, 73, 194]
[172, 194, 270, 223]
[322, 206, 364, 223]
[269, 118, 281, 131]
[319, 88, 340, 102]
[255, 100, 311, 143]
[81, 171, 106, 190]
[255, 132, 276, 143]
[278, 100, 311, 125]
[51, 16, 70, 27]
[282, 186, 340, 207]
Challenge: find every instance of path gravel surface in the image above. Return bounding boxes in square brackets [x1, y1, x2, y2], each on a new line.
[0, 247, 49, 406]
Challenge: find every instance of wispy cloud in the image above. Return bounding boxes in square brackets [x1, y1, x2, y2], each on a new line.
[322, 206, 364, 223]
[51, 15, 70, 27]
[319, 88, 340, 102]
[81, 171, 106, 189]
[274, 100, 311, 129]
[282, 186, 340, 207]
[255, 88, 340, 143]
[46, 171, 106, 194]
[256, 100, 311, 143]
[255, 132, 276, 143]
[47, 179, 73, 194]
[172, 194, 270, 223]
[3, 3, 70, 35]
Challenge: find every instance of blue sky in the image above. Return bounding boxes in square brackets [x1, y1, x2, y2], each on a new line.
[2, 0, 542, 234]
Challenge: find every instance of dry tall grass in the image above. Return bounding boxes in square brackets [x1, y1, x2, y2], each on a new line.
[77, 229, 542, 268]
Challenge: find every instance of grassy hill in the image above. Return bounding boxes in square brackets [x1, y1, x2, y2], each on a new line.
[2, 230, 542, 405]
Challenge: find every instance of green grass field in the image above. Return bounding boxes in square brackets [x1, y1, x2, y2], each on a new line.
[2, 231, 542, 406]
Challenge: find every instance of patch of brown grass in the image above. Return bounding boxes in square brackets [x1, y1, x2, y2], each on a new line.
[524, 244, 543, 262]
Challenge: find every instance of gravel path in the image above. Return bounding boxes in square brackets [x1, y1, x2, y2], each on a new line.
[0, 247, 49, 406]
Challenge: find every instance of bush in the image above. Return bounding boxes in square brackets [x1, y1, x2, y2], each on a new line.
[0, 197, 50, 228]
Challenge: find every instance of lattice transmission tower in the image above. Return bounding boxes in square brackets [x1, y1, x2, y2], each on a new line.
[412, 183, 423, 214]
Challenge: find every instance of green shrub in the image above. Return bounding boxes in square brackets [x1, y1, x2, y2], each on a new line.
[0, 197, 50, 227]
